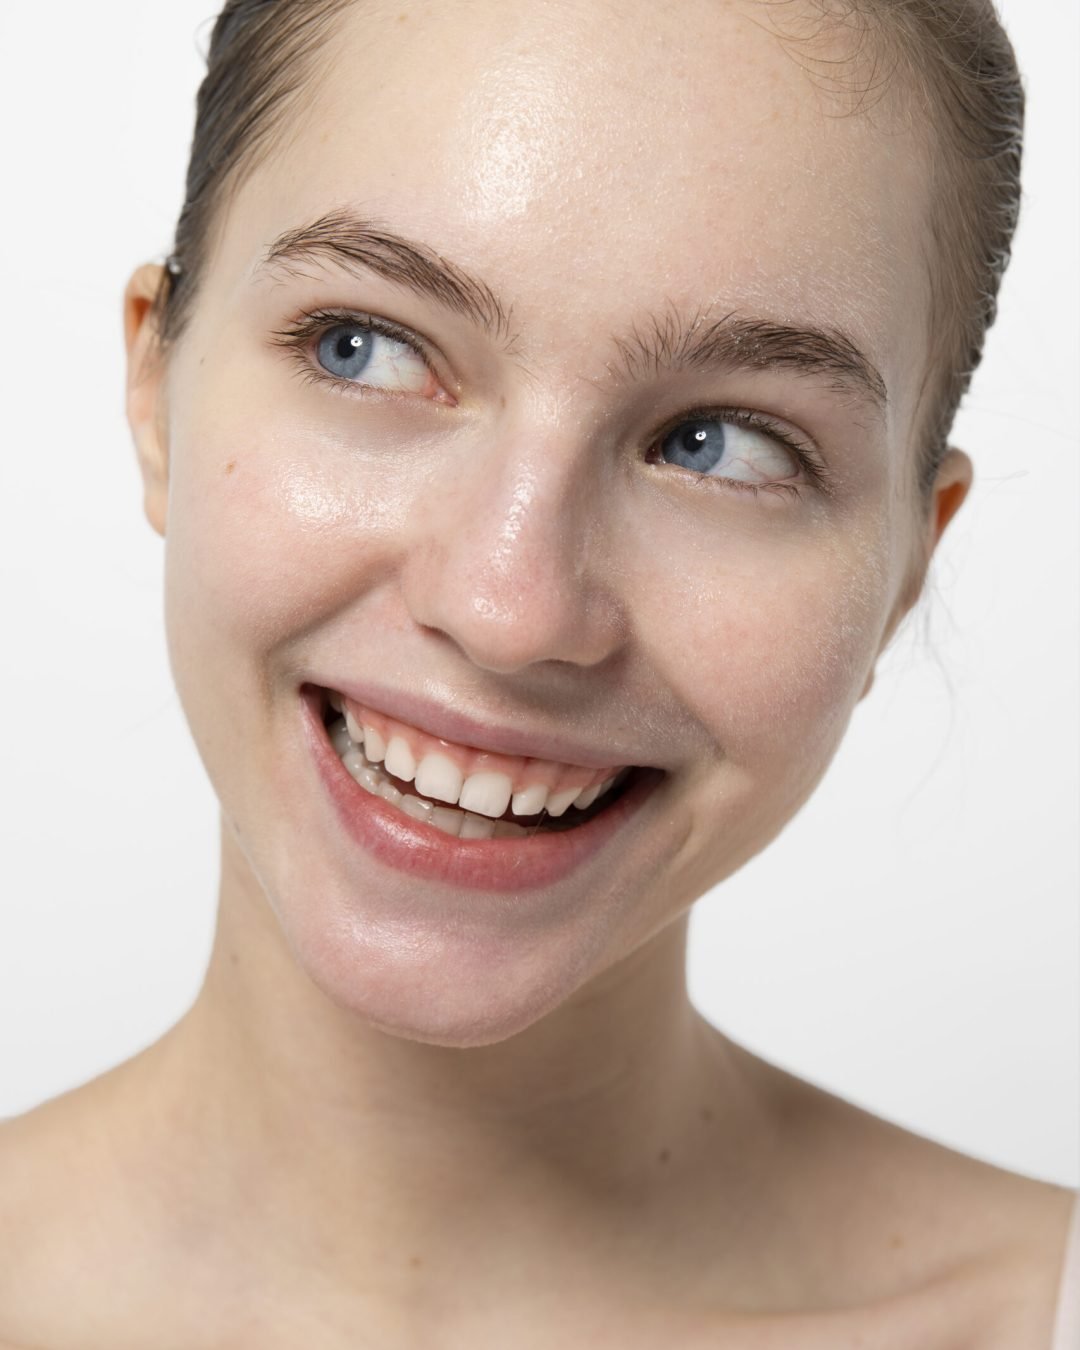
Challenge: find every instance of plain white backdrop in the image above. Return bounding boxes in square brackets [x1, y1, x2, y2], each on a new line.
[0, 2, 1076, 1187]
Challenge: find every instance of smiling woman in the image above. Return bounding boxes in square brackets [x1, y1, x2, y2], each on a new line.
[0, 0, 1077, 1347]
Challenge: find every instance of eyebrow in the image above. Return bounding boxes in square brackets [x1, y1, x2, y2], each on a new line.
[257, 207, 517, 346]
[256, 208, 887, 411]
[608, 302, 887, 411]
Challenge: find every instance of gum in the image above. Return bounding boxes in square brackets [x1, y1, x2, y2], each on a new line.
[340, 697, 619, 797]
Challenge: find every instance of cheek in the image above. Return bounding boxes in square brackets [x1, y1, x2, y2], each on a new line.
[643, 513, 893, 772]
[161, 406, 419, 663]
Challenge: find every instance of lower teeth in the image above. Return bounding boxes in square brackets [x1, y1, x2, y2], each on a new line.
[327, 716, 607, 840]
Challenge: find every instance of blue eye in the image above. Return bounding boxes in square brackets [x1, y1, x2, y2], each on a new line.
[306, 318, 437, 395]
[317, 325, 378, 380]
[657, 415, 799, 487]
[661, 419, 729, 473]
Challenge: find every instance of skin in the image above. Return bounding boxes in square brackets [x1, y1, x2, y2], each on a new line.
[0, 1, 1073, 1346]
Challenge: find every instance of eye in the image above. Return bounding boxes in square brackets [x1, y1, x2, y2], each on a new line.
[650, 412, 811, 495]
[315, 320, 435, 393]
[271, 309, 451, 402]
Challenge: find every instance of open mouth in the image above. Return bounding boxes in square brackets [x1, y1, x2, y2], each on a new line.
[315, 685, 648, 841]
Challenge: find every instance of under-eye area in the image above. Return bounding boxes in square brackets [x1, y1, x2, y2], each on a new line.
[315, 686, 649, 838]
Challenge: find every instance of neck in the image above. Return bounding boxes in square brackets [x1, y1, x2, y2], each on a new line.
[125, 825, 759, 1304]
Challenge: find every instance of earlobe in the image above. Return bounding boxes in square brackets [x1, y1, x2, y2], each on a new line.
[859, 448, 975, 706]
[900, 445, 975, 618]
[123, 263, 172, 537]
[927, 447, 974, 554]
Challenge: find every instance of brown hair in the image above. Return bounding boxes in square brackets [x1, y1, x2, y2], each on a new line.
[760, 0, 1026, 498]
[151, 0, 1024, 503]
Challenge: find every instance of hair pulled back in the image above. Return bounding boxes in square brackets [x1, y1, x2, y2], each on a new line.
[153, 0, 1024, 502]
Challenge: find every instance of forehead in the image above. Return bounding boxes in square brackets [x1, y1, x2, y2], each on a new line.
[219, 0, 930, 398]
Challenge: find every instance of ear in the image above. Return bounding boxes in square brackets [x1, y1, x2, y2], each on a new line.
[858, 446, 974, 701]
[123, 263, 172, 537]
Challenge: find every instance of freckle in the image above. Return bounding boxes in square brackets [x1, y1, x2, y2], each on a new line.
[890, 1233, 904, 1249]
[658, 1148, 671, 1164]
[409, 1254, 422, 1268]
[225, 460, 236, 475]
[229, 950, 240, 967]
[700, 1107, 714, 1123]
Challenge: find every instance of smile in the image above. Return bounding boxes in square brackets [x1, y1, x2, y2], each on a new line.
[325, 690, 632, 838]
[303, 685, 665, 891]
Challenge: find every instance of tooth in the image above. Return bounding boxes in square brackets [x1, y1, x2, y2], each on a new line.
[572, 783, 602, 810]
[400, 793, 433, 824]
[599, 775, 616, 795]
[511, 783, 549, 817]
[328, 692, 344, 713]
[458, 771, 514, 819]
[363, 725, 386, 763]
[430, 805, 464, 837]
[384, 735, 417, 783]
[414, 752, 465, 806]
[459, 812, 496, 839]
[546, 786, 585, 817]
[342, 747, 368, 779]
[355, 767, 381, 795]
[378, 781, 402, 807]
[345, 709, 365, 744]
[329, 717, 353, 756]
[493, 819, 528, 838]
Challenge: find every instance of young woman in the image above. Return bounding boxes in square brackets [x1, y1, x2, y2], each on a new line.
[0, 0, 1076, 1345]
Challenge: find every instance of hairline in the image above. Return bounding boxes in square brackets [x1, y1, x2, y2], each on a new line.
[157, 0, 979, 508]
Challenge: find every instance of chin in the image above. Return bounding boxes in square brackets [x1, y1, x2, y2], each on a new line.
[276, 882, 605, 1048]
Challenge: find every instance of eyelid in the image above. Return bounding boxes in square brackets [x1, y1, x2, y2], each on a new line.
[271, 311, 835, 498]
[269, 305, 454, 399]
[648, 404, 835, 497]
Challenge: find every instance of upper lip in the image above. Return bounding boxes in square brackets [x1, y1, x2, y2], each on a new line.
[309, 678, 650, 771]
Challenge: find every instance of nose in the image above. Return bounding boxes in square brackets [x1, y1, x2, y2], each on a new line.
[398, 418, 627, 675]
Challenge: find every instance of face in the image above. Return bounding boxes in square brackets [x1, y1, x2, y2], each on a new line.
[127, 0, 966, 1046]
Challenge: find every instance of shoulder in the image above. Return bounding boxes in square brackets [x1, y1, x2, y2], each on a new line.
[712, 1038, 1077, 1347]
[0, 1076, 156, 1347]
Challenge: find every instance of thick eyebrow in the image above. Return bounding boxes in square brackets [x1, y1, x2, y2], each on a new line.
[607, 301, 887, 411]
[256, 209, 887, 411]
[256, 207, 518, 348]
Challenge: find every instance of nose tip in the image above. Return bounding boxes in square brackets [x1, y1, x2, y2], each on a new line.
[413, 574, 624, 676]
[399, 455, 626, 676]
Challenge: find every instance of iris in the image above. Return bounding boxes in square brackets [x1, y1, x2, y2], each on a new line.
[317, 324, 376, 380]
[661, 419, 728, 475]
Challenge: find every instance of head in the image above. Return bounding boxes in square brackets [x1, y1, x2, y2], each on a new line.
[124, 0, 1021, 1046]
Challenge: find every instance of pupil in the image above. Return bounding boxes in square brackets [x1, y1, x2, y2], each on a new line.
[319, 324, 374, 379]
[662, 419, 727, 474]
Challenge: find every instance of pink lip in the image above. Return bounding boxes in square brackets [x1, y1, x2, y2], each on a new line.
[305, 676, 653, 771]
[301, 690, 664, 892]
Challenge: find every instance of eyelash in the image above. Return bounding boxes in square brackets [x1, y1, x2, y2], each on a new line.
[270, 308, 832, 500]
[646, 406, 829, 501]
[271, 305, 435, 392]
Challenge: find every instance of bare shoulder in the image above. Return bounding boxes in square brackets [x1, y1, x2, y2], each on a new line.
[0, 1092, 87, 1258]
[724, 1039, 1077, 1347]
[0, 1042, 1074, 1350]
[0, 1072, 156, 1349]
[0, 1103, 67, 1346]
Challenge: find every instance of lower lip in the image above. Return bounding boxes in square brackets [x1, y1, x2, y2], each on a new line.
[302, 691, 664, 892]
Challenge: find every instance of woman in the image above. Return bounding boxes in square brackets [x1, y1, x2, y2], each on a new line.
[0, 0, 1075, 1345]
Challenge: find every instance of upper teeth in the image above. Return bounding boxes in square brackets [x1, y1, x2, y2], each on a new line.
[330, 697, 625, 820]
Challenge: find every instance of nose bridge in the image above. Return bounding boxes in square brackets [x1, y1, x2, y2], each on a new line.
[400, 416, 625, 673]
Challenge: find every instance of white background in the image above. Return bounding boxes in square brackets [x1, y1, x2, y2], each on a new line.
[0, 2, 1076, 1187]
